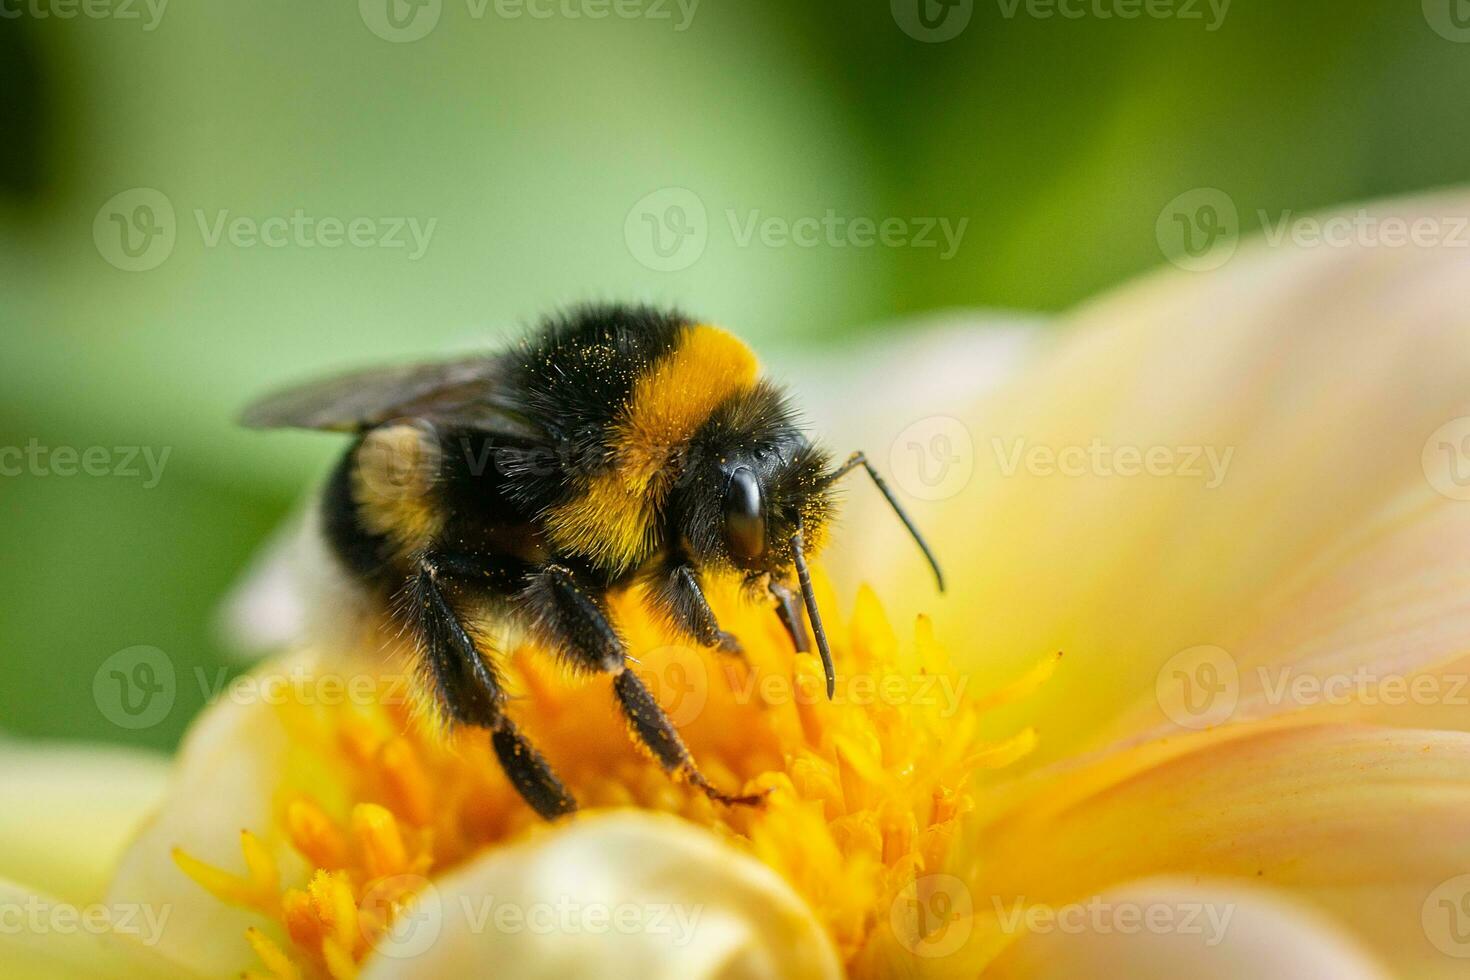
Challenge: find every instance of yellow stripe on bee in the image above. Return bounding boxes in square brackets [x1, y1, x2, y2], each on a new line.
[353, 422, 444, 554]
[547, 324, 759, 569]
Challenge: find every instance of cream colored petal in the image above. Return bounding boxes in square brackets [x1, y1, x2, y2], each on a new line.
[0, 877, 200, 980]
[956, 723, 1470, 979]
[0, 741, 170, 905]
[360, 812, 841, 980]
[985, 878, 1387, 980]
[844, 191, 1470, 765]
[104, 653, 308, 976]
[1101, 488, 1470, 746]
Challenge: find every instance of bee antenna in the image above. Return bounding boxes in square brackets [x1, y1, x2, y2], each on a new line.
[790, 530, 835, 700]
[829, 451, 944, 593]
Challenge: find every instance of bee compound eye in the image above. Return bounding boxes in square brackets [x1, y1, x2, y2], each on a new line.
[722, 466, 766, 560]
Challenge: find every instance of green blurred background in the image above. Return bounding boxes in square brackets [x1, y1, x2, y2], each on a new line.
[2, 0, 1467, 750]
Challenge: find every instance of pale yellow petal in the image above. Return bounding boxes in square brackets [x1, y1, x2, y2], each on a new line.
[985, 878, 1388, 980]
[0, 877, 199, 980]
[359, 812, 842, 980]
[104, 653, 306, 976]
[841, 191, 1470, 764]
[0, 741, 170, 904]
[1101, 490, 1470, 746]
[956, 723, 1470, 979]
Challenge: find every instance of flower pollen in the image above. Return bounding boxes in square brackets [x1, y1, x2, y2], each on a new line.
[174, 576, 1055, 977]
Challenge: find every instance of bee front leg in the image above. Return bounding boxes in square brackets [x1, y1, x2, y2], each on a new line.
[410, 554, 577, 820]
[646, 562, 744, 657]
[523, 563, 764, 808]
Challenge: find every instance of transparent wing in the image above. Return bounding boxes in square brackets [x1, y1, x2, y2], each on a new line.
[238, 355, 539, 437]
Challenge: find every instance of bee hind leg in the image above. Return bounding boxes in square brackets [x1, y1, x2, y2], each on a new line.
[489, 717, 578, 820]
[412, 555, 577, 820]
[524, 563, 766, 808]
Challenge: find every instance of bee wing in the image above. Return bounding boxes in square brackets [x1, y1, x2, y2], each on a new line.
[239, 355, 539, 437]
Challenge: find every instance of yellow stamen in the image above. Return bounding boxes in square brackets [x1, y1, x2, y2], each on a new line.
[972, 649, 1064, 711]
[245, 926, 300, 980]
[351, 803, 408, 878]
[286, 798, 347, 870]
[307, 870, 359, 954]
[176, 577, 1051, 976]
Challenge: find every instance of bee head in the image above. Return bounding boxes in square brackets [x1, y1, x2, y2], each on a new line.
[672, 380, 941, 702]
[673, 383, 834, 582]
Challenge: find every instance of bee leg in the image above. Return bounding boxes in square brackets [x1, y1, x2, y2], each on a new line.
[524, 564, 765, 808]
[768, 579, 810, 653]
[489, 717, 578, 821]
[646, 563, 744, 657]
[613, 669, 765, 806]
[412, 555, 577, 820]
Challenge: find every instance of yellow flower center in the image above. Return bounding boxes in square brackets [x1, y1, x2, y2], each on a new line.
[174, 577, 1055, 978]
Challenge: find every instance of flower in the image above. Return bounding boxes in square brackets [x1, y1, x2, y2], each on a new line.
[7, 190, 1470, 978]
[163, 578, 1050, 978]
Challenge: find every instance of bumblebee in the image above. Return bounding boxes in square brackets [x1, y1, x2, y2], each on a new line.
[242, 304, 941, 819]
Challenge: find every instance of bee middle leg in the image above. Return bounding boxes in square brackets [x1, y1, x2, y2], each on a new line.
[523, 563, 765, 807]
[411, 554, 577, 819]
[645, 561, 743, 656]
